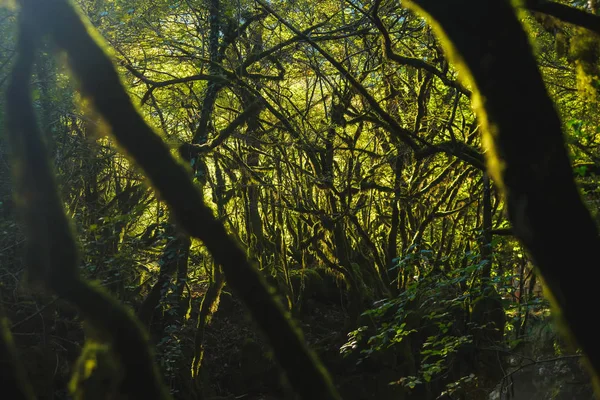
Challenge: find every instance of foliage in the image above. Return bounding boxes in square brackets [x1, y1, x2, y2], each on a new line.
[341, 249, 487, 394]
[0, 0, 599, 399]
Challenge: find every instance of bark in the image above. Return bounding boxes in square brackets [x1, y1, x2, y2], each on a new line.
[408, 0, 600, 389]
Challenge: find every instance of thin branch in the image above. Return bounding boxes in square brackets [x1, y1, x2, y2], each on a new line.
[371, 0, 471, 96]
[524, 0, 600, 35]
[256, 0, 422, 151]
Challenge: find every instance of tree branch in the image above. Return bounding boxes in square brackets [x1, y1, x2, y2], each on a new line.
[371, 0, 471, 97]
[22, 1, 341, 399]
[524, 0, 600, 35]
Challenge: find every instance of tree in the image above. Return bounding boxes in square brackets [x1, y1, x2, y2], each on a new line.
[3, 0, 600, 399]
[407, 0, 600, 391]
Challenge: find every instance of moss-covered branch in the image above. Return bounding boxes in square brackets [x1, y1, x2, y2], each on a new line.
[17, 0, 340, 399]
[191, 266, 225, 397]
[178, 100, 263, 161]
[371, 0, 471, 97]
[6, 6, 172, 399]
[256, 0, 421, 151]
[523, 0, 600, 34]
[0, 297, 36, 400]
[407, 0, 600, 390]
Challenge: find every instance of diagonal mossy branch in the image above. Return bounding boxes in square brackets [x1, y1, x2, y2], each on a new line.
[371, 0, 471, 97]
[407, 0, 600, 390]
[523, 0, 600, 34]
[178, 100, 263, 160]
[415, 140, 485, 170]
[6, 7, 172, 400]
[0, 296, 36, 400]
[17, 0, 341, 399]
[255, 0, 421, 151]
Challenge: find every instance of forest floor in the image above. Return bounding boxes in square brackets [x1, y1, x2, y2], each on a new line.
[7, 284, 595, 400]
[199, 292, 594, 400]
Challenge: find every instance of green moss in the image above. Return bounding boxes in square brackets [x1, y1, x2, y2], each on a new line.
[69, 341, 124, 400]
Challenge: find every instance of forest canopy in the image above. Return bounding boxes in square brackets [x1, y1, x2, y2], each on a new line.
[1, 1, 600, 400]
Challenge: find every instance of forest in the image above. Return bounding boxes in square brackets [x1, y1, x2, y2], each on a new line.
[1, 0, 600, 399]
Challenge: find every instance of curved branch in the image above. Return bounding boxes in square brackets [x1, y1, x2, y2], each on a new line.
[407, 0, 600, 389]
[123, 63, 228, 87]
[22, 1, 341, 399]
[179, 100, 263, 159]
[523, 0, 600, 35]
[415, 140, 486, 170]
[6, 6, 171, 399]
[371, 0, 471, 97]
[256, 0, 422, 151]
